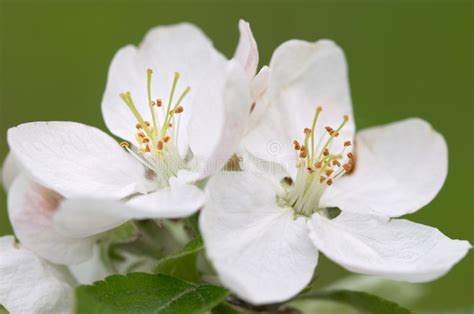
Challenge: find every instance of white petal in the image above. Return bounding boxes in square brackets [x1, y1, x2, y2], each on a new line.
[200, 172, 318, 305]
[101, 23, 227, 157]
[127, 181, 205, 219]
[247, 66, 270, 130]
[308, 211, 471, 282]
[320, 118, 448, 217]
[233, 19, 259, 79]
[188, 59, 251, 178]
[69, 245, 110, 284]
[0, 236, 74, 314]
[1, 152, 20, 191]
[53, 199, 130, 238]
[8, 121, 146, 199]
[8, 175, 95, 265]
[54, 182, 204, 238]
[243, 39, 355, 173]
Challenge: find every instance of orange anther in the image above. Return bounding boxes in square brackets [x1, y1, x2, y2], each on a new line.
[325, 126, 334, 134]
[304, 128, 311, 135]
[347, 152, 354, 160]
[332, 160, 341, 167]
[323, 148, 329, 156]
[293, 140, 301, 150]
[157, 141, 164, 151]
[163, 136, 171, 143]
[343, 163, 353, 172]
[315, 161, 323, 169]
[156, 99, 163, 107]
[327, 178, 333, 186]
[120, 141, 129, 148]
[135, 123, 142, 130]
[344, 141, 352, 147]
[319, 176, 326, 183]
[325, 169, 334, 176]
[175, 106, 184, 114]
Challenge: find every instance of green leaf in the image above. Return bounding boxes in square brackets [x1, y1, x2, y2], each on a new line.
[75, 272, 228, 314]
[154, 237, 204, 282]
[0, 305, 8, 314]
[298, 290, 412, 314]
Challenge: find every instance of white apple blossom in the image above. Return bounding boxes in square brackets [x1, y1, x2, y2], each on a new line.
[4, 21, 254, 265]
[200, 38, 471, 305]
[0, 235, 75, 313]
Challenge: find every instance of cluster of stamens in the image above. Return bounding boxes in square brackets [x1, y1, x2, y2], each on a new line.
[118, 69, 190, 182]
[285, 106, 355, 216]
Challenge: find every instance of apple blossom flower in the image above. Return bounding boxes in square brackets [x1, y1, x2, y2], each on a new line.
[0, 235, 74, 313]
[200, 38, 471, 305]
[5, 21, 253, 265]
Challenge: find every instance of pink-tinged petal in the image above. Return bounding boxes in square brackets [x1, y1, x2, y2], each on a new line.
[234, 19, 259, 79]
[1, 152, 20, 191]
[8, 175, 95, 265]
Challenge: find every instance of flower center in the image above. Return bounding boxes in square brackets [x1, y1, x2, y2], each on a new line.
[119, 69, 191, 188]
[281, 106, 354, 217]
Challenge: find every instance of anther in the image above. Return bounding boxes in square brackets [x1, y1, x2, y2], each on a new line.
[120, 141, 129, 148]
[157, 141, 164, 151]
[315, 161, 323, 169]
[325, 169, 334, 176]
[144, 121, 151, 127]
[144, 145, 151, 153]
[323, 148, 329, 156]
[307, 167, 314, 174]
[175, 106, 184, 114]
[156, 99, 163, 107]
[169, 123, 173, 128]
[343, 115, 349, 121]
[163, 135, 171, 143]
[135, 123, 142, 130]
[142, 138, 150, 143]
[320, 176, 326, 183]
[347, 152, 354, 160]
[327, 178, 333, 186]
[138, 132, 146, 138]
[299, 150, 307, 158]
[304, 128, 311, 135]
[332, 160, 341, 167]
[325, 126, 334, 134]
[343, 163, 352, 172]
[293, 140, 301, 150]
[344, 141, 352, 147]
[316, 106, 323, 112]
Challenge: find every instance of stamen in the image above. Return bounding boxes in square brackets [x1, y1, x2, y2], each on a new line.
[332, 160, 341, 167]
[327, 178, 333, 186]
[146, 69, 159, 136]
[325, 169, 334, 176]
[163, 135, 171, 143]
[347, 152, 354, 160]
[344, 140, 352, 147]
[323, 148, 329, 156]
[310, 106, 323, 161]
[319, 176, 326, 183]
[156, 99, 163, 107]
[120, 141, 129, 148]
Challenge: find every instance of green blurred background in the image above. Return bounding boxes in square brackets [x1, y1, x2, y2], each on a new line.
[0, 0, 472, 312]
